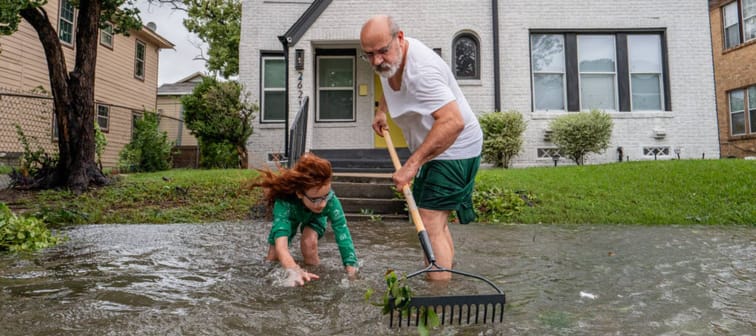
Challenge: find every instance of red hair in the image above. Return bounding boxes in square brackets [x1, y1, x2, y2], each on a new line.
[249, 153, 333, 207]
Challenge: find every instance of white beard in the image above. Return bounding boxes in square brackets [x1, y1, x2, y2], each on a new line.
[375, 46, 403, 78]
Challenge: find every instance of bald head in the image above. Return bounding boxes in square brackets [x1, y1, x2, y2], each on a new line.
[360, 15, 400, 45]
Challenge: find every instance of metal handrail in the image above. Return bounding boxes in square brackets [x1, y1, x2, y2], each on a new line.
[288, 96, 309, 167]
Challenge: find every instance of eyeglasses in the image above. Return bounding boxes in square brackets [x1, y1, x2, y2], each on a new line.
[303, 190, 334, 205]
[360, 35, 397, 62]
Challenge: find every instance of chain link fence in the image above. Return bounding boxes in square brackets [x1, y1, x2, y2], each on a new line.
[0, 88, 56, 166]
[0, 87, 199, 168]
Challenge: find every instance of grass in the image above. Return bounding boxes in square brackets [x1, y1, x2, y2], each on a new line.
[0, 165, 12, 174]
[477, 159, 755, 225]
[20, 169, 260, 225]
[2, 159, 754, 226]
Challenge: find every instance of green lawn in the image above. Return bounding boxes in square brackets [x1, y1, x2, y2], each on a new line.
[27, 169, 260, 225]
[3, 159, 754, 226]
[477, 159, 755, 225]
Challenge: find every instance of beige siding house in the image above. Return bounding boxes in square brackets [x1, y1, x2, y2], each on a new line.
[0, 0, 174, 168]
[157, 72, 203, 148]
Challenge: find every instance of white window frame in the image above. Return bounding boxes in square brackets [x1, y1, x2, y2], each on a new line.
[729, 89, 746, 136]
[530, 34, 567, 112]
[97, 104, 110, 132]
[743, 0, 756, 42]
[628, 35, 664, 111]
[316, 55, 355, 122]
[134, 40, 146, 80]
[261, 56, 285, 123]
[577, 35, 618, 112]
[749, 85, 756, 133]
[100, 22, 114, 48]
[58, 0, 75, 45]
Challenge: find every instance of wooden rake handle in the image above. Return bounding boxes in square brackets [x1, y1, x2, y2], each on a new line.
[382, 129, 437, 264]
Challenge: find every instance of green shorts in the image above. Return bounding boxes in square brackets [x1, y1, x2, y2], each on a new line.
[267, 217, 327, 245]
[412, 156, 480, 224]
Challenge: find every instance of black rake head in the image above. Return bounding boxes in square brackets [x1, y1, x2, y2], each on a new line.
[388, 293, 506, 327]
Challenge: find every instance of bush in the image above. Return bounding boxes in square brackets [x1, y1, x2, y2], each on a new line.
[118, 111, 174, 172]
[10, 124, 58, 187]
[549, 109, 613, 165]
[473, 186, 528, 223]
[0, 203, 59, 253]
[95, 121, 108, 169]
[199, 139, 239, 169]
[479, 111, 526, 168]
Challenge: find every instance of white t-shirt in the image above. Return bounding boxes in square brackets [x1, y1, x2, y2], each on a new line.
[380, 37, 483, 160]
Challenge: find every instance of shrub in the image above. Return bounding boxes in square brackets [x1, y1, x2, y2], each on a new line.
[118, 111, 174, 172]
[0, 203, 59, 253]
[473, 186, 527, 223]
[94, 121, 108, 170]
[10, 124, 58, 187]
[479, 111, 526, 168]
[549, 109, 613, 165]
[199, 139, 239, 168]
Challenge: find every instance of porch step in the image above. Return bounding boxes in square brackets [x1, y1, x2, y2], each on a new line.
[332, 173, 408, 222]
[311, 148, 410, 173]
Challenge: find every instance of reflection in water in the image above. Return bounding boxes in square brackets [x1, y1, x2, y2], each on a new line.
[0, 222, 753, 335]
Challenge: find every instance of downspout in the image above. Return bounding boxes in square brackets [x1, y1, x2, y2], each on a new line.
[278, 35, 291, 162]
[492, 0, 501, 111]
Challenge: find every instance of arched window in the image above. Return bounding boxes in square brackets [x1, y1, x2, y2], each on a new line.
[453, 33, 480, 80]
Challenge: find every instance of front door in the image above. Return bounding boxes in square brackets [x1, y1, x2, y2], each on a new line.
[373, 74, 407, 148]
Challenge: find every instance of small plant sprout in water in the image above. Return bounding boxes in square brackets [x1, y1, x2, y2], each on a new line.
[360, 208, 382, 223]
[365, 270, 440, 336]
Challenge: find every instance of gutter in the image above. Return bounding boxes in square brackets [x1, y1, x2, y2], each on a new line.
[492, 0, 501, 111]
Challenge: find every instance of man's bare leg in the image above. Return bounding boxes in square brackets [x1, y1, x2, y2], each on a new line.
[419, 208, 454, 281]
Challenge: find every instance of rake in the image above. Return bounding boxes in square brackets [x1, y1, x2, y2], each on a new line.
[382, 129, 506, 327]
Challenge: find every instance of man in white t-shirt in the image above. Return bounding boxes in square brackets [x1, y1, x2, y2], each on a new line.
[360, 15, 483, 281]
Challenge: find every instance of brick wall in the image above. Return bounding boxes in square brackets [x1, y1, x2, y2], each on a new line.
[710, 3, 756, 158]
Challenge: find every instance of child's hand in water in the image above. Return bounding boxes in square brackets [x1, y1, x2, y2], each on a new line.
[285, 267, 319, 286]
[345, 266, 358, 280]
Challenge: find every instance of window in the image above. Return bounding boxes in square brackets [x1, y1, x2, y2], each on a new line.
[628, 35, 663, 111]
[730, 90, 746, 135]
[746, 0, 756, 41]
[530, 31, 669, 112]
[723, 0, 756, 49]
[261, 55, 285, 123]
[316, 56, 354, 122]
[97, 104, 110, 132]
[728, 85, 756, 136]
[100, 22, 114, 48]
[453, 33, 480, 80]
[643, 146, 670, 157]
[58, 0, 74, 45]
[750, 86, 756, 133]
[531, 34, 566, 111]
[537, 148, 563, 159]
[578, 35, 617, 111]
[134, 40, 146, 80]
[131, 112, 141, 140]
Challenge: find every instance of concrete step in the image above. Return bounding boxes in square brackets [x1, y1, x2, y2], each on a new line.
[333, 173, 393, 184]
[338, 197, 406, 215]
[332, 181, 396, 199]
[331, 172, 408, 220]
[345, 213, 408, 222]
[312, 148, 410, 173]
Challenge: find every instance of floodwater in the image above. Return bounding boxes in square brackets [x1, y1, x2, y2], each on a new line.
[0, 221, 753, 335]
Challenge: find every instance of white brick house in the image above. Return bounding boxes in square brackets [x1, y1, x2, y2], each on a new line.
[239, 0, 719, 168]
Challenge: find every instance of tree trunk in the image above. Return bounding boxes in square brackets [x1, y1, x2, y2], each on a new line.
[20, 1, 109, 193]
[236, 144, 249, 169]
